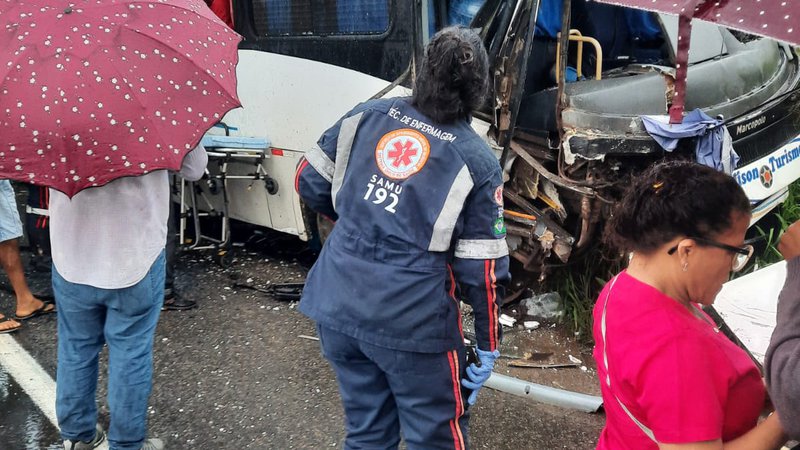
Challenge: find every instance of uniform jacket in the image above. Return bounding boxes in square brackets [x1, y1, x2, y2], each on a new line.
[295, 97, 510, 353]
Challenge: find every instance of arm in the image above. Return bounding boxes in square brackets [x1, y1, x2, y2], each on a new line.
[178, 144, 209, 181]
[658, 413, 785, 450]
[294, 119, 343, 222]
[765, 220, 800, 439]
[451, 172, 510, 352]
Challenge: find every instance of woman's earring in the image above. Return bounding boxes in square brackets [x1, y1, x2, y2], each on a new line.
[682, 262, 689, 272]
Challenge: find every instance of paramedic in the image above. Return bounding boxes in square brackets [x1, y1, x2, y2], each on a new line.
[593, 160, 786, 449]
[295, 27, 510, 449]
[766, 219, 800, 439]
[49, 145, 207, 450]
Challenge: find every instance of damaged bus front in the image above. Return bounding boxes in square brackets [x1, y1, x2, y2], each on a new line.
[477, 0, 800, 283]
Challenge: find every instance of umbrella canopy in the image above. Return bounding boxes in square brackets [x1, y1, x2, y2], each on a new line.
[0, 0, 241, 197]
[590, 0, 798, 123]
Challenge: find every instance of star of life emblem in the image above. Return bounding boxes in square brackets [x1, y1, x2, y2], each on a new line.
[494, 186, 504, 206]
[375, 129, 431, 180]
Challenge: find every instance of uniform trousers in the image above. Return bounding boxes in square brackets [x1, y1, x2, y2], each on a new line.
[318, 325, 471, 450]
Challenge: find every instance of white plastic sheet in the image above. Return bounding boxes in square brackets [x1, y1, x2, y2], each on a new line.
[714, 261, 787, 365]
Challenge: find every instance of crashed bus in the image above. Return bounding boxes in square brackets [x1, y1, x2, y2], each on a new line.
[199, 0, 800, 293]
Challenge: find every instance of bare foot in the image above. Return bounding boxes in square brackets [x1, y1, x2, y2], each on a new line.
[0, 314, 22, 333]
[15, 297, 53, 319]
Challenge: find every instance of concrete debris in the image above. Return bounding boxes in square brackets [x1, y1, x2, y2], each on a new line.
[523, 320, 540, 330]
[521, 292, 564, 321]
[499, 314, 517, 327]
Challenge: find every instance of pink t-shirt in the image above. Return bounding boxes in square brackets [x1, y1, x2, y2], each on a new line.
[592, 271, 764, 449]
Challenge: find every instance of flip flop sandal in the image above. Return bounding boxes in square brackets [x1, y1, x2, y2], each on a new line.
[0, 315, 22, 334]
[14, 302, 56, 321]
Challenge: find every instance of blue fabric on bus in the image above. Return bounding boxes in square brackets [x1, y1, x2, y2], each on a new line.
[534, 0, 562, 38]
[641, 109, 739, 173]
[624, 9, 662, 42]
[448, 0, 486, 26]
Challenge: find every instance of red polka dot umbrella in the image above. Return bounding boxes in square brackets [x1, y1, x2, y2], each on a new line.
[0, 0, 241, 197]
[590, 0, 798, 123]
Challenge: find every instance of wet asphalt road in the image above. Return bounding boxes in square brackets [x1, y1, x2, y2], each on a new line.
[0, 236, 604, 449]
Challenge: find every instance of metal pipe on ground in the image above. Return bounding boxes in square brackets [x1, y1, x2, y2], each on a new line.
[485, 372, 603, 413]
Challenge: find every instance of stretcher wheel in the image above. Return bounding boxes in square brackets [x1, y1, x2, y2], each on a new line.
[216, 248, 233, 268]
[207, 178, 222, 195]
[264, 177, 278, 195]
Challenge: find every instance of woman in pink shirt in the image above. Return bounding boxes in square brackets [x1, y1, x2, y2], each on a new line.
[593, 161, 787, 449]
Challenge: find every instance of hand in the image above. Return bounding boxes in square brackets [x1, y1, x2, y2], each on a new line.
[778, 220, 800, 261]
[461, 348, 500, 405]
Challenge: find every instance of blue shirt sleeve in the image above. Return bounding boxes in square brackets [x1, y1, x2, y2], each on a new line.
[452, 169, 511, 351]
[295, 117, 342, 221]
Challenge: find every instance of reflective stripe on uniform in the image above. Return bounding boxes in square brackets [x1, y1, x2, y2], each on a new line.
[454, 239, 509, 259]
[331, 112, 364, 210]
[485, 260, 499, 351]
[294, 159, 309, 193]
[304, 145, 335, 183]
[446, 350, 466, 450]
[428, 165, 473, 252]
[26, 206, 49, 216]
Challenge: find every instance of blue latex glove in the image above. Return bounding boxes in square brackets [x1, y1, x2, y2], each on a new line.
[461, 348, 500, 405]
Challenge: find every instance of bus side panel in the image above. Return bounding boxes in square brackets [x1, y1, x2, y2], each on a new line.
[261, 149, 308, 239]
[222, 161, 275, 230]
[212, 50, 409, 239]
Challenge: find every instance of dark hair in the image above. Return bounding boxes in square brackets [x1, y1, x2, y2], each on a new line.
[604, 160, 751, 254]
[411, 27, 489, 124]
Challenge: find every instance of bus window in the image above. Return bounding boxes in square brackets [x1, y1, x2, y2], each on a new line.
[338, 0, 390, 33]
[250, 0, 389, 36]
[448, 0, 486, 27]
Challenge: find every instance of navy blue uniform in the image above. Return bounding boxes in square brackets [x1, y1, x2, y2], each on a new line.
[296, 97, 510, 450]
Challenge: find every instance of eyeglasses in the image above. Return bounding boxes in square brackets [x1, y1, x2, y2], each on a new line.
[667, 237, 755, 273]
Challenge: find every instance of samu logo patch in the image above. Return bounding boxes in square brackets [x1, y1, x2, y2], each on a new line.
[375, 129, 431, 180]
[493, 185, 504, 206]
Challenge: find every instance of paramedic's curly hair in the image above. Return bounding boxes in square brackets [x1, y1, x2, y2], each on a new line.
[412, 27, 489, 124]
[604, 160, 751, 254]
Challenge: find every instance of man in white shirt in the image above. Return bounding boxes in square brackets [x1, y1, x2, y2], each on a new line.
[49, 146, 207, 450]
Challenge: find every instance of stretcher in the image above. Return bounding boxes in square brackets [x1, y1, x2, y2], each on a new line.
[178, 132, 273, 267]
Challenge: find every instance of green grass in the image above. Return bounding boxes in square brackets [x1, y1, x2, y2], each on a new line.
[738, 180, 800, 274]
[546, 246, 623, 342]
[550, 179, 800, 342]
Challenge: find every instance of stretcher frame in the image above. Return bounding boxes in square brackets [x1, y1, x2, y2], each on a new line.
[178, 135, 271, 267]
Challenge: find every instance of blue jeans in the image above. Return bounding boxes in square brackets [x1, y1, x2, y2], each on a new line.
[54, 251, 165, 450]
